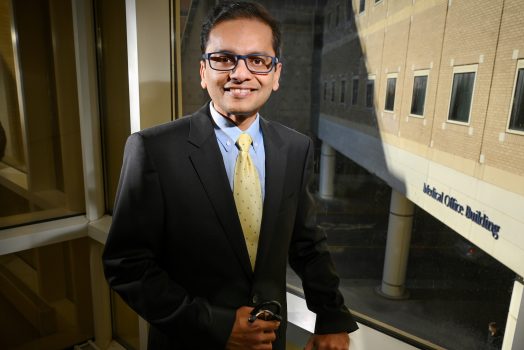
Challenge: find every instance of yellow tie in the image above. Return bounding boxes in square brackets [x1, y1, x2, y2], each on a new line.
[234, 133, 262, 270]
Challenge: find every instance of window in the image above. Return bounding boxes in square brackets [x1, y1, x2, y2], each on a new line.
[359, 0, 366, 13]
[331, 81, 336, 102]
[340, 80, 346, 104]
[352, 77, 359, 105]
[508, 61, 524, 133]
[448, 65, 477, 123]
[326, 12, 331, 30]
[324, 82, 328, 101]
[0, 0, 85, 228]
[346, 0, 353, 21]
[385, 74, 397, 111]
[410, 71, 429, 116]
[366, 78, 374, 108]
[335, 4, 340, 26]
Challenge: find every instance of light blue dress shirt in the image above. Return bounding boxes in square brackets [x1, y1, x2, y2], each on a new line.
[209, 102, 266, 198]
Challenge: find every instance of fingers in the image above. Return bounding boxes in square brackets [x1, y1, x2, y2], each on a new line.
[227, 306, 281, 350]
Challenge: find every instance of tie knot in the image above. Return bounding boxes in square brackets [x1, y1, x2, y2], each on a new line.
[237, 133, 253, 152]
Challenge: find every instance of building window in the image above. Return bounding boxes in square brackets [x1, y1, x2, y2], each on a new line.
[410, 72, 429, 116]
[359, 0, 366, 13]
[331, 81, 336, 102]
[385, 74, 397, 112]
[508, 62, 524, 133]
[335, 4, 340, 27]
[346, 0, 353, 21]
[448, 65, 477, 123]
[366, 78, 374, 108]
[340, 80, 346, 104]
[323, 82, 328, 101]
[352, 77, 359, 105]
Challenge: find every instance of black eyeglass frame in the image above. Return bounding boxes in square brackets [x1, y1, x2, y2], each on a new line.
[202, 52, 279, 74]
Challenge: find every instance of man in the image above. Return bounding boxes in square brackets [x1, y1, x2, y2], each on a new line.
[103, 1, 358, 349]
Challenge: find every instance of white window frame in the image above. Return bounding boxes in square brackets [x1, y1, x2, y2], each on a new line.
[506, 59, 524, 136]
[446, 64, 478, 126]
[384, 72, 398, 113]
[409, 69, 430, 119]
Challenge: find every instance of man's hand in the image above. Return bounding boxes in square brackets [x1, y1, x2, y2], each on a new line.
[226, 306, 281, 350]
[304, 332, 350, 350]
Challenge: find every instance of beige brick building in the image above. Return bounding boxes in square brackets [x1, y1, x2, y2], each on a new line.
[319, 1, 524, 347]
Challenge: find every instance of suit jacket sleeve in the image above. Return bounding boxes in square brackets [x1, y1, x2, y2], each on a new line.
[102, 132, 235, 346]
[288, 138, 359, 334]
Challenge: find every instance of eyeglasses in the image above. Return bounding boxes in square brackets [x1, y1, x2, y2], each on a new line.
[202, 52, 279, 74]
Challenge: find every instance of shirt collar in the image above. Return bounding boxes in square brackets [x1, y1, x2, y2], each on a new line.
[209, 102, 263, 153]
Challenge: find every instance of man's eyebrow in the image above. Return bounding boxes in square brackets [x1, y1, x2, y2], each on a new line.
[212, 50, 273, 56]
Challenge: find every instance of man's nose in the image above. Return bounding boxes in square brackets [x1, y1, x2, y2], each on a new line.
[230, 58, 252, 80]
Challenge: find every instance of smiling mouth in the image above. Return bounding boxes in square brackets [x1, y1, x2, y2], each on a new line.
[224, 88, 255, 97]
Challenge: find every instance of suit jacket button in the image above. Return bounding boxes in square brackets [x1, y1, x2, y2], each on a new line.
[252, 294, 259, 304]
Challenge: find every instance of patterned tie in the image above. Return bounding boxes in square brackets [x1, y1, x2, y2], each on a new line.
[234, 133, 263, 270]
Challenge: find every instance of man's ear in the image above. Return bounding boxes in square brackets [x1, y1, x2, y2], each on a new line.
[200, 60, 207, 89]
[272, 62, 282, 91]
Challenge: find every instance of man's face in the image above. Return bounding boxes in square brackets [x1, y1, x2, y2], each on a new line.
[200, 18, 282, 120]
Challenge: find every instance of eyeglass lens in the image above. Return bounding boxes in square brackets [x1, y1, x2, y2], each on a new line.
[208, 53, 274, 72]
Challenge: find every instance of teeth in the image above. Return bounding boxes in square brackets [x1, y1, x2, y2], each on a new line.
[228, 88, 251, 96]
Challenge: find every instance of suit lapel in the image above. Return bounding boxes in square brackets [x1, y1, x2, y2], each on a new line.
[255, 118, 287, 274]
[187, 105, 253, 281]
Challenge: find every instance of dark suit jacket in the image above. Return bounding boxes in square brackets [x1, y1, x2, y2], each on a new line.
[103, 104, 357, 349]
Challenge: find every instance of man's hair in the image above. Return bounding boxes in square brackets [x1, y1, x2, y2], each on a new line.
[201, 1, 282, 58]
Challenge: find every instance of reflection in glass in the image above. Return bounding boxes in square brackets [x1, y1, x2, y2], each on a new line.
[0, 239, 93, 349]
[366, 79, 374, 108]
[0, 0, 84, 228]
[410, 75, 428, 116]
[384, 77, 396, 111]
[448, 72, 475, 123]
[509, 68, 524, 132]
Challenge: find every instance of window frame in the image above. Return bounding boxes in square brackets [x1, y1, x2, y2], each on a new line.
[446, 64, 478, 126]
[384, 72, 398, 113]
[506, 59, 524, 135]
[409, 69, 430, 118]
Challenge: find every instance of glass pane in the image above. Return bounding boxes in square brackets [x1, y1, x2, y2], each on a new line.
[0, 239, 93, 349]
[448, 71, 475, 122]
[0, 0, 85, 229]
[509, 68, 524, 132]
[366, 80, 374, 108]
[352, 78, 359, 105]
[346, 0, 353, 21]
[340, 80, 346, 103]
[385, 77, 396, 111]
[410, 75, 428, 116]
[360, 0, 366, 13]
